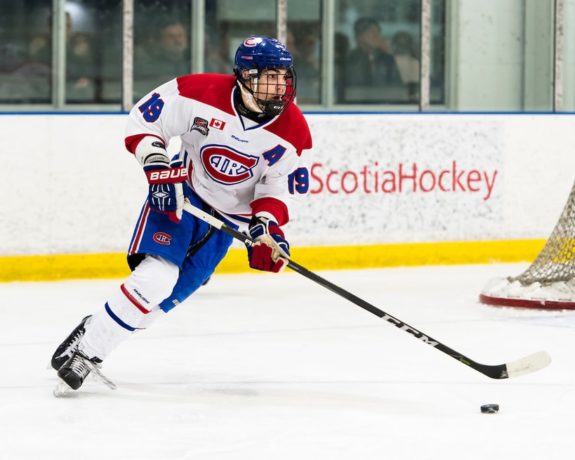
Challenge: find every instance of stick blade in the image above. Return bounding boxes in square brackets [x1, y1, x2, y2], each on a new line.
[505, 351, 552, 378]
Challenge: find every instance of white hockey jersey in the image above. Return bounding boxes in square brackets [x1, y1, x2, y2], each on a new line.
[125, 74, 312, 227]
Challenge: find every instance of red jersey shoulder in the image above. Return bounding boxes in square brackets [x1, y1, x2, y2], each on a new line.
[264, 104, 312, 155]
[176, 74, 235, 115]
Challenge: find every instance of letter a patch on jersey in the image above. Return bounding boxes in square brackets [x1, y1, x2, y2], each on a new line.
[209, 118, 226, 130]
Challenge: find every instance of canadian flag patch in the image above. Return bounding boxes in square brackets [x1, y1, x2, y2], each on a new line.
[209, 118, 226, 130]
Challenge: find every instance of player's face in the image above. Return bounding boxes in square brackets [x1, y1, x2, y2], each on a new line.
[254, 69, 289, 101]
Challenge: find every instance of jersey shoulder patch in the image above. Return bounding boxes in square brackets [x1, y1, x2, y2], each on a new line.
[176, 74, 235, 115]
[264, 104, 313, 155]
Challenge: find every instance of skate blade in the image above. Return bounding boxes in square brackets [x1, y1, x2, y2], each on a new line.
[52, 374, 117, 397]
[89, 365, 117, 390]
[53, 380, 74, 398]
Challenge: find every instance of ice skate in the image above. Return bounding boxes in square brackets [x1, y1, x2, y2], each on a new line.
[54, 349, 116, 396]
[51, 315, 91, 371]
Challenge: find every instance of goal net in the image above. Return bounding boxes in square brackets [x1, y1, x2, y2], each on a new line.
[479, 180, 575, 309]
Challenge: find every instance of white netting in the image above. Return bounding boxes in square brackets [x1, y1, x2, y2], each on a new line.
[480, 180, 575, 309]
[512, 181, 575, 285]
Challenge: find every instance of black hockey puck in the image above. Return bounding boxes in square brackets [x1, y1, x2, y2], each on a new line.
[480, 404, 499, 414]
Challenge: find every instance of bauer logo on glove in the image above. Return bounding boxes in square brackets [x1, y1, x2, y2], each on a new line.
[143, 158, 187, 224]
[146, 167, 188, 184]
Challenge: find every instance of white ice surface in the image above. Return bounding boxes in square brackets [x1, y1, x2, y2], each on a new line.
[0, 263, 574, 460]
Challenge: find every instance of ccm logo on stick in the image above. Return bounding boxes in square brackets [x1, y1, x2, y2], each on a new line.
[146, 167, 188, 184]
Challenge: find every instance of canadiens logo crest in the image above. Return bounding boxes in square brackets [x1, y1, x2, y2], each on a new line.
[200, 145, 258, 185]
[153, 232, 172, 245]
[243, 37, 259, 47]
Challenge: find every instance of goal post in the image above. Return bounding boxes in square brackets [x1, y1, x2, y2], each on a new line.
[479, 180, 575, 310]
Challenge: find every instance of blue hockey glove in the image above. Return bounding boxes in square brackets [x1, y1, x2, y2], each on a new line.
[246, 216, 290, 273]
[144, 157, 187, 223]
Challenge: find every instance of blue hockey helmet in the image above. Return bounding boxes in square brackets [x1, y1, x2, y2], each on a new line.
[234, 36, 296, 116]
[234, 36, 294, 73]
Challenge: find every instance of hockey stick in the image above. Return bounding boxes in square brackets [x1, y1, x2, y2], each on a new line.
[183, 201, 551, 380]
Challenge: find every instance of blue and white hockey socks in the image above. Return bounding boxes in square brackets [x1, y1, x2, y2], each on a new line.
[80, 255, 179, 360]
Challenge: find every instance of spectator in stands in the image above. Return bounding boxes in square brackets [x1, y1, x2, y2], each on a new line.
[0, 12, 79, 103]
[27, 11, 73, 68]
[135, 20, 191, 98]
[391, 31, 420, 102]
[345, 17, 402, 100]
[27, 32, 51, 68]
[158, 21, 189, 67]
[287, 26, 321, 104]
[204, 26, 232, 74]
[66, 32, 98, 102]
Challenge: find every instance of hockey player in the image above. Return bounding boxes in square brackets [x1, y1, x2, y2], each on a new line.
[51, 36, 312, 392]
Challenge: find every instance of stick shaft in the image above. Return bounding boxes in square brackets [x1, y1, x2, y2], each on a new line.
[183, 201, 549, 380]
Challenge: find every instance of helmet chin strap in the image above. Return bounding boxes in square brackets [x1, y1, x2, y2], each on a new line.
[238, 82, 264, 114]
